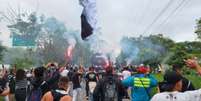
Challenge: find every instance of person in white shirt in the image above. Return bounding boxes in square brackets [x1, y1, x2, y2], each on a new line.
[121, 67, 131, 99]
[122, 67, 131, 80]
[151, 58, 201, 101]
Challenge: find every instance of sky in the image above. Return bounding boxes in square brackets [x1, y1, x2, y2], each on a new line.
[0, 0, 201, 46]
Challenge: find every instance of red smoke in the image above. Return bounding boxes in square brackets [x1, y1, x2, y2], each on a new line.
[65, 45, 74, 61]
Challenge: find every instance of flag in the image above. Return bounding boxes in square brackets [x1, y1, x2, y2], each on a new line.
[81, 13, 93, 40]
[80, 0, 97, 40]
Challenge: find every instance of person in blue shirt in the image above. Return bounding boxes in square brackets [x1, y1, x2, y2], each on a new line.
[122, 66, 158, 101]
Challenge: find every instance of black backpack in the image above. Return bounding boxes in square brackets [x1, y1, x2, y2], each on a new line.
[103, 76, 118, 101]
[28, 86, 43, 101]
[8, 74, 15, 93]
[68, 71, 74, 81]
[0, 78, 7, 94]
[51, 90, 68, 101]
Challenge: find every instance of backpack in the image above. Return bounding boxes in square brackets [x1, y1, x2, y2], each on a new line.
[0, 78, 7, 94]
[89, 73, 96, 80]
[28, 81, 46, 101]
[51, 89, 68, 101]
[28, 87, 43, 101]
[103, 77, 118, 101]
[8, 74, 15, 93]
[68, 71, 74, 81]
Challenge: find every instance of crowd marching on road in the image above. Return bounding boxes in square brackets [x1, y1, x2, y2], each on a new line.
[0, 58, 201, 101]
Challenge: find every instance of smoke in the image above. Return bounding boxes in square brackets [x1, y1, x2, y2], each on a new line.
[63, 32, 77, 61]
[66, 34, 77, 48]
[79, 0, 123, 64]
[161, 52, 174, 64]
[120, 37, 140, 65]
[85, 30, 122, 64]
[120, 37, 166, 65]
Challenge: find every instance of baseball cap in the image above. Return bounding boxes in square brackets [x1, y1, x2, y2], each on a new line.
[136, 66, 149, 74]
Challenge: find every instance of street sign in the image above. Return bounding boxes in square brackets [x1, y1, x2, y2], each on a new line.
[12, 33, 36, 46]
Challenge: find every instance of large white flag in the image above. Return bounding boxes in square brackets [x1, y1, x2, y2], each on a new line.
[79, 0, 98, 40]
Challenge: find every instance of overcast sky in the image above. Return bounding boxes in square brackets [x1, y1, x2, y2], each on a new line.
[0, 0, 201, 46]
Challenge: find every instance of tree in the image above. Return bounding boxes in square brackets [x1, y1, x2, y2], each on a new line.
[195, 18, 201, 40]
[35, 17, 69, 65]
[166, 44, 187, 66]
[3, 11, 78, 66]
[0, 45, 5, 62]
[2, 48, 35, 69]
[118, 34, 172, 66]
[7, 12, 43, 44]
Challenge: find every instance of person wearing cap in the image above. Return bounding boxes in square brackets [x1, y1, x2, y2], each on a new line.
[151, 58, 201, 101]
[122, 66, 158, 101]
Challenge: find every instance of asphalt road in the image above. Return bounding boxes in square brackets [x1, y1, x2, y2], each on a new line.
[68, 80, 131, 101]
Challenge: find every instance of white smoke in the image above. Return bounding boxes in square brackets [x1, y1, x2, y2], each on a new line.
[63, 32, 77, 48]
[79, 0, 122, 64]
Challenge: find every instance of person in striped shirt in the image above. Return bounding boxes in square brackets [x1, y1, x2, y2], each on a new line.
[15, 69, 28, 101]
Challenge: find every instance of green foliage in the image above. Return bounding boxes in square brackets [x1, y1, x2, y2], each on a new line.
[151, 74, 201, 96]
[7, 12, 42, 46]
[185, 75, 201, 89]
[166, 45, 187, 66]
[2, 48, 35, 69]
[149, 34, 175, 50]
[35, 17, 69, 64]
[166, 41, 201, 67]
[0, 45, 5, 62]
[118, 34, 173, 67]
[2, 10, 201, 69]
[195, 18, 201, 40]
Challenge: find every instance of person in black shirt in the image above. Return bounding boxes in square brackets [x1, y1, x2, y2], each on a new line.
[85, 67, 98, 101]
[159, 64, 195, 92]
[28, 66, 60, 101]
[0, 66, 9, 96]
[172, 64, 195, 92]
[8, 68, 15, 101]
[72, 67, 82, 101]
[93, 66, 124, 101]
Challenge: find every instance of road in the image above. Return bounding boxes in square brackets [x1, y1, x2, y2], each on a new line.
[68, 80, 131, 101]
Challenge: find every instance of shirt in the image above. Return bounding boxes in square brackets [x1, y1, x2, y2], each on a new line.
[151, 89, 201, 101]
[72, 72, 81, 89]
[86, 72, 97, 82]
[41, 91, 72, 101]
[122, 70, 131, 80]
[181, 77, 195, 92]
[15, 79, 28, 89]
[122, 74, 158, 101]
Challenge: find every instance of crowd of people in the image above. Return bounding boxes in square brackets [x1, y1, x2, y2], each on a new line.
[0, 58, 201, 101]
